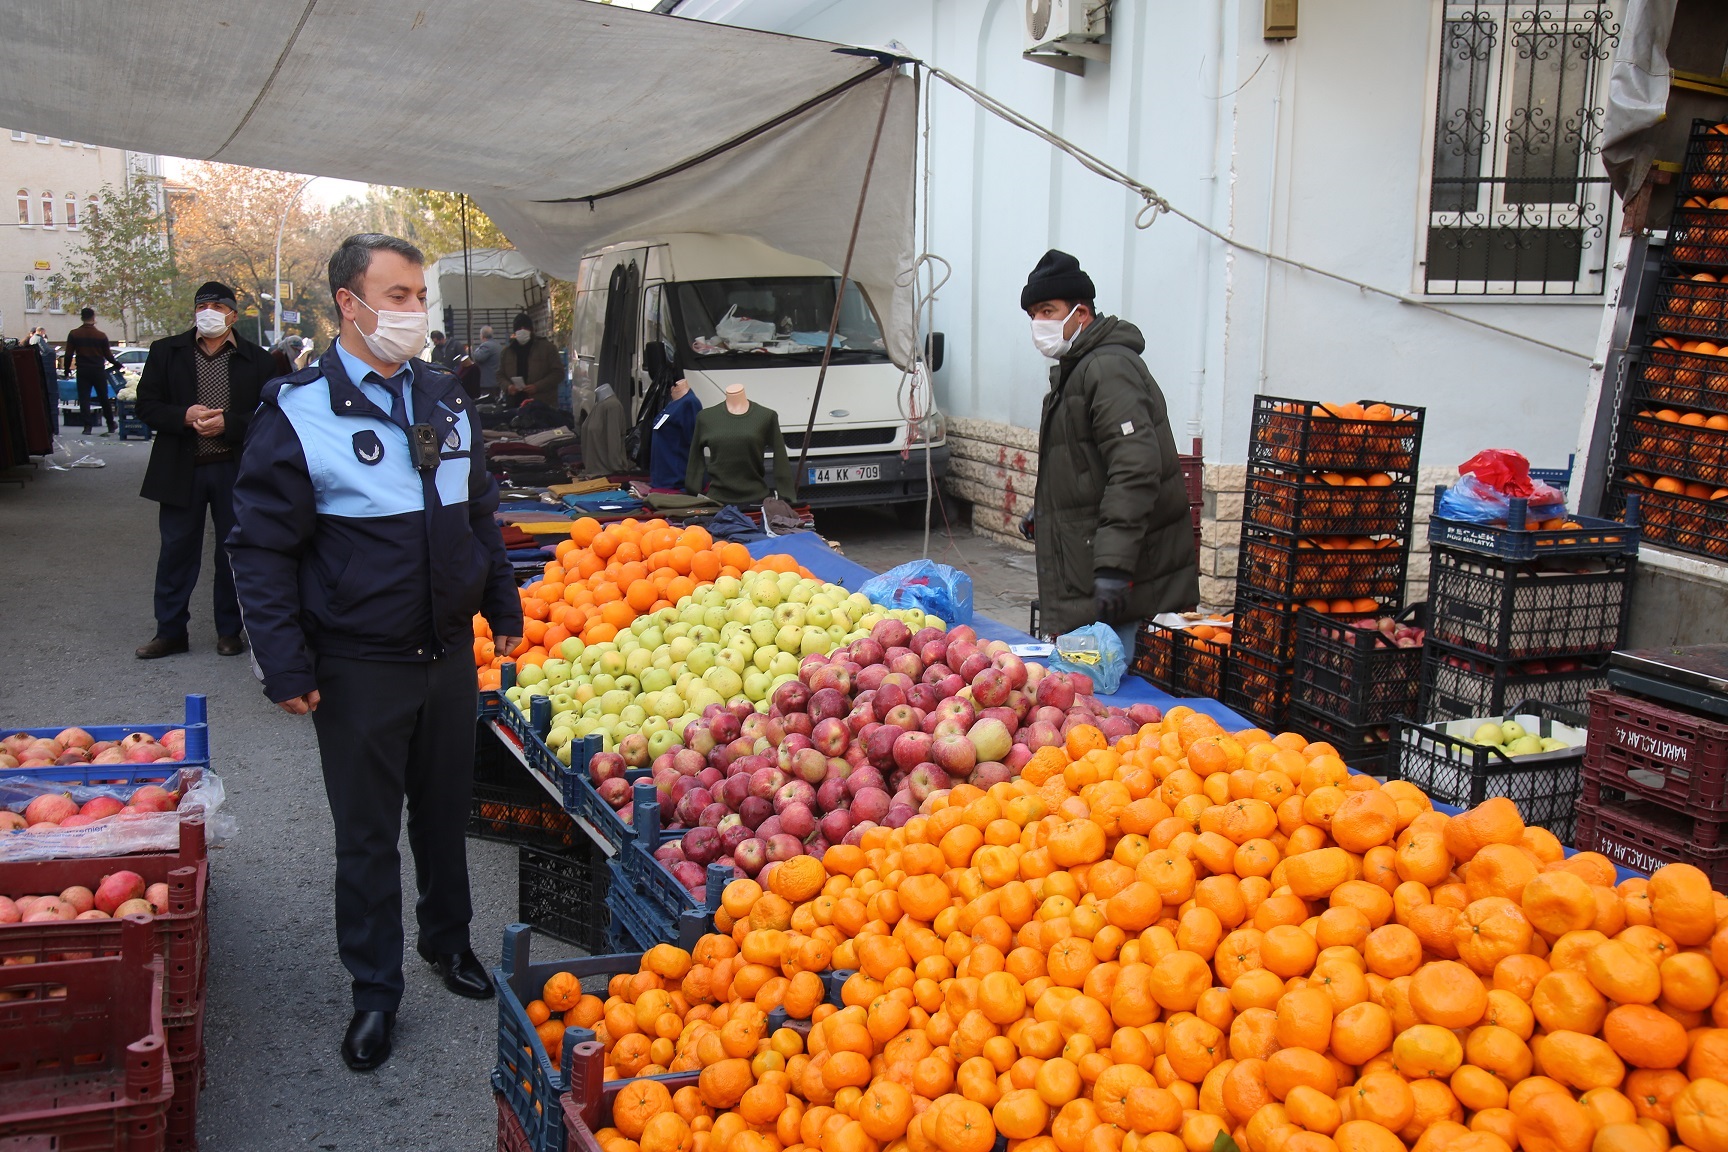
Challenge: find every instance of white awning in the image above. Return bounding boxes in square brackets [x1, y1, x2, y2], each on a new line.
[0, 1, 916, 363]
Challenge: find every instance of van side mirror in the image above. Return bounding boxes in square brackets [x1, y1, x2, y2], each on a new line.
[925, 331, 945, 374]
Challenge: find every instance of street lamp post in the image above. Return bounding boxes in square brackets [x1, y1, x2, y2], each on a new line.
[273, 176, 318, 346]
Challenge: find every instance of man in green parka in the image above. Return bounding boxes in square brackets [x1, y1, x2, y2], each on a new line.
[1018, 250, 1198, 649]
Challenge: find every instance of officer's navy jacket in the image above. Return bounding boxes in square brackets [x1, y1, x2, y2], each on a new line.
[227, 343, 523, 703]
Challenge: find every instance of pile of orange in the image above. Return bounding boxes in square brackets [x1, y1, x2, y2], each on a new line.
[471, 517, 815, 689]
[551, 709, 1728, 1152]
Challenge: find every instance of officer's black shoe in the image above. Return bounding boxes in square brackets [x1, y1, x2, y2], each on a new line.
[342, 1010, 395, 1071]
[417, 945, 493, 999]
[135, 636, 190, 660]
[216, 635, 247, 656]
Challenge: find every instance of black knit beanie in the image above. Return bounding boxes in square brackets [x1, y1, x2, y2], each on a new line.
[512, 312, 533, 333]
[194, 281, 237, 310]
[1020, 250, 1095, 311]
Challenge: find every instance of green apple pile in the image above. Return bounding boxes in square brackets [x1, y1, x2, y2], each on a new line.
[501, 570, 936, 759]
[1468, 718, 1574, 757]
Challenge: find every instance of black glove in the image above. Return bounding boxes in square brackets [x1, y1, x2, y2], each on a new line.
[1019, 510, 1035, 541]
[1094, 569, 1133, 624]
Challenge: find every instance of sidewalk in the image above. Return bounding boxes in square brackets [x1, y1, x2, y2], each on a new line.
[0, 439, 1035, 1149]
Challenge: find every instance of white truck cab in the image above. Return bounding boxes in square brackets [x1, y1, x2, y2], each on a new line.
[569, 233, 946, 509]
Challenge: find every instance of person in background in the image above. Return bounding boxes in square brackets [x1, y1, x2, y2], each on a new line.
[469, 325, 501, 398]
[133, 281, 279, 660]
[501, 311, 561, 409]
[1017, 249, 1197, 651]
[429, 329, 465, 369]
[581, 380, 629, 477]
[62, 306, 123, 435]
[649, 376, 701, 490]
[227, 234, 521, 1073]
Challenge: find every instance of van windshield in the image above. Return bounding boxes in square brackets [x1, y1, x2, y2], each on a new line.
[672, 278, 889, 368]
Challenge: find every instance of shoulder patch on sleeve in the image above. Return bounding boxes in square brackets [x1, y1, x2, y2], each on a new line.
[1121, 421, 1135, 436]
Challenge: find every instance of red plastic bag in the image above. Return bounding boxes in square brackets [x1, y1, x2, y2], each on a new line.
[1458, 449, 1535, 497]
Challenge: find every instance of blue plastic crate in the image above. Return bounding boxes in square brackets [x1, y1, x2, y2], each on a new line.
[116, 400, 151, 441]
[620, 781, 737, 923]
[1427, 487, 1640, 561]
[492, 926, 651, 1152]
[1529, 455, 1575, 492]
[1, 693, 211, 778]
[605, 858, 713, 950]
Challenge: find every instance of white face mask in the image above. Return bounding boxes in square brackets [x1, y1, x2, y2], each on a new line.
[513, 329, 532, 345]
[1030, 305, 1080, 359]
[350, 292, 429, 364]
[194, 308, 230, 338]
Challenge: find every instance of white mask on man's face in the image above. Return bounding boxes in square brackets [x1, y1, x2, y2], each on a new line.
[195, 308, 230, 338]
[513, 329, 532, 345]
[1030, 305, 1080, 359]
[349, 293, 429, 364]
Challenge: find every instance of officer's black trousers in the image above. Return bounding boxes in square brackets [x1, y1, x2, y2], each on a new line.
[310, 652, 477, 1012]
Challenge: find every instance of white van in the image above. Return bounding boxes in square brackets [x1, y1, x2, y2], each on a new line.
[569, 233, 947, 511]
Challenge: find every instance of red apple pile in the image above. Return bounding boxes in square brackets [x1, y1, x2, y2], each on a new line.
[0, 728, 189, 771]
[0, 870, 170, 925]
[0, 784, 181, 834]
[589, 618, 1163, 898]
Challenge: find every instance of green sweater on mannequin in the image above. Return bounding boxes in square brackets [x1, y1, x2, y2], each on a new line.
[685, 401, 796, 505]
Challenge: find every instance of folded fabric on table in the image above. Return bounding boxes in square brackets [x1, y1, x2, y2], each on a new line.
[521, 426, 577, 447]
[705, 505, 767, 543]
[491, 454, 554, 468]
[550, 478, 614, 496]
[498, 524, 538, 547]
[643, 491, 721, 512]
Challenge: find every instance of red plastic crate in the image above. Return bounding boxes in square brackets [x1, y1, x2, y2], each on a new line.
[498, 1092, 532, 1152]
[1574, 793, 1728, 885]
[1584, 688, 1728, 815]
[0, 915, 175, 1150]
[0, 818, 209, 1024]
[164, 1050, 204, 1151]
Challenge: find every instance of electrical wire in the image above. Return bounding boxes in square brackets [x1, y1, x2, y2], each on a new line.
[923, 63, 1596, 364]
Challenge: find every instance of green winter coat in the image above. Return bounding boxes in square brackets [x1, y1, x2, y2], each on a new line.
[1034, 316, 1199, 635]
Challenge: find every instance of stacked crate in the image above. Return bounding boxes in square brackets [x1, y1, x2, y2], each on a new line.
[1222, 396, 1425, 730]
[1601, 118, 1728, 558]
[1418, 497, 1638, 720]
[1288, 605, 1426, 773]
[1576, 687, 1728, 884]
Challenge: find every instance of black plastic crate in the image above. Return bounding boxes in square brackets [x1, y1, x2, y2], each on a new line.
[1648, 272, 1728, 343]
[1628, 346, 1728, 416]
[1242, 466, 1418, 538]
[1247, 395, 1426, 474]
[1426, 546, 1633, 660]
[1292, 606, 1424, 728]
[1179, 437, 1204, 509]
[1222, 644, 1293, 732]
[1419, 639, 1610, 722]
[1237, 528, 1409, 606]
[518, 841, 610, 955]
[1231, 592, 1301, 662]
[1575, 793, 1728, 885]
[469, 720, 584, 852]
[1287, 703, 1396, 775]
[1133, 620, 1232, 698]
[1616, 410, 1728, 489]
[1605, 481, 1728, 560]
[1390, 700, 1588, 841]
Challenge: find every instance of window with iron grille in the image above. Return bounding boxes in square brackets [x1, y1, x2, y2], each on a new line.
[1422, 1, 1619, 295]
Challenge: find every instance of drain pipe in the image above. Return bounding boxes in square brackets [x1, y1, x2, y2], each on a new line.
[1188, 0, 1225, 443]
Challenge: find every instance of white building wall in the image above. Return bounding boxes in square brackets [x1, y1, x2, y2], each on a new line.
[685, 0, 1606, 474]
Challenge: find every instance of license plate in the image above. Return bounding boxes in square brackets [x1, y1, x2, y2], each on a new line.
[808, 465, 880, 484]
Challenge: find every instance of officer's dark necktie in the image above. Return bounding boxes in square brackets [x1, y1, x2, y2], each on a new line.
[367, 369, 411, 432]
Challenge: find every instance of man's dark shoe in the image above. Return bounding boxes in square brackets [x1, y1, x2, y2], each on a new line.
[135, 636, 190, 660]
[342, 1010, 395, 1071]
[216, 635, 247, 656]
[417, 945, 493, 1000]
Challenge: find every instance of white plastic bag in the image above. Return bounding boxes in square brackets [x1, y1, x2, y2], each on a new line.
[714, 305, 775, 345]
[44, 436, 105, 470]
[0, 769, 233, 861]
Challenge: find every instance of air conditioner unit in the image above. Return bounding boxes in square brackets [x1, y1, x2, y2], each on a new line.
[1024, 0, 1108, 73]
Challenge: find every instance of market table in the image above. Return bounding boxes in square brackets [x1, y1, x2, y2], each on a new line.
[746, 531, 1251, 729]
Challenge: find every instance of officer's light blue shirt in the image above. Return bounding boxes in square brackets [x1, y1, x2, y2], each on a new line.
[332, 339, 415, 424]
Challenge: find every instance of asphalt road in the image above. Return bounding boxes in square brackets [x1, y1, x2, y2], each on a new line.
[0, 437, 1034, 1150]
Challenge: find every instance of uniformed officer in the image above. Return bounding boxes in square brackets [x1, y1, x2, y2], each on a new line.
[227, 233, 523, 1072]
